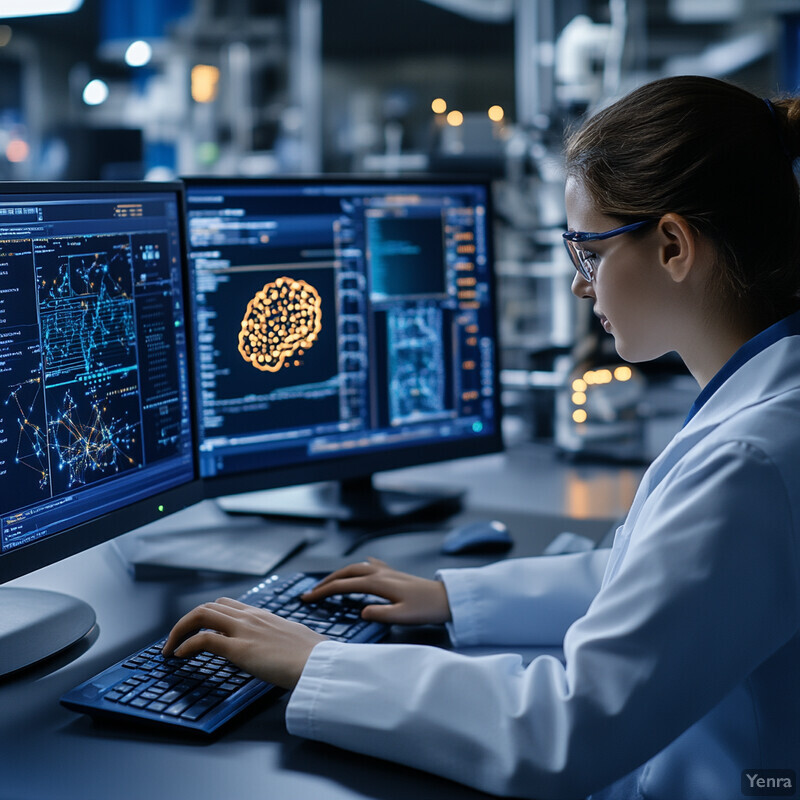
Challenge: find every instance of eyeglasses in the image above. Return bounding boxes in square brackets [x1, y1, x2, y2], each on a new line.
[563, 219, 657, 281]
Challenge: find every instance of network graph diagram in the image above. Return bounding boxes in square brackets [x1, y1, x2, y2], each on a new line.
[1, 234, 148, 512]
[48, 388, 138, 490]
[35, 235, 144, 496]
[0, 189, 192, 556]
[5, 377, 49, 492]
[38, 237, 136, 380]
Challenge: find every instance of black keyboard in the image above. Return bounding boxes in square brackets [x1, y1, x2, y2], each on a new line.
[61, 572, 388, 734]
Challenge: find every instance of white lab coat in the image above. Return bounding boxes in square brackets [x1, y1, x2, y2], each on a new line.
[286, 312, 800, 799]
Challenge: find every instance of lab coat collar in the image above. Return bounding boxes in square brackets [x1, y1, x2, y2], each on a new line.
[683, 308, 800, 427]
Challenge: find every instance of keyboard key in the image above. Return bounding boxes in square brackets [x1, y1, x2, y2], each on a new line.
[307, 622, 332, 633]
[181, 696, 224, 721]
[164, 689, 208, 716]
[344, 624, 367, 639]
[160, 684, 193, 704]
[164, 699, 194, 716]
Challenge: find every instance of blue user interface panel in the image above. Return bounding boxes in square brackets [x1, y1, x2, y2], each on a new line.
[0, 188, 194, 554]
[184, 179, 499, 482]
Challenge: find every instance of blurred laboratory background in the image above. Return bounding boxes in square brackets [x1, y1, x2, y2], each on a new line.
[3, 0, 798, 462]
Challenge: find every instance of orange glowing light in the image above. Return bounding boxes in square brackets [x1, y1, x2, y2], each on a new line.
[6, 139, 29, 163]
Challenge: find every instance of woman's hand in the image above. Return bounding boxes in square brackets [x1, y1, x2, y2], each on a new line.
[161, 597, 327, 690]
[301, 558, 452, 626]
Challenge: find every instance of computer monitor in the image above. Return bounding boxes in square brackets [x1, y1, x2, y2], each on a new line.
[0, 181, 200, 676]
[183, 176, 502, 523]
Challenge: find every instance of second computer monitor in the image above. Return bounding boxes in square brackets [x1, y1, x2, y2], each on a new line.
[183, 176, 502, 521]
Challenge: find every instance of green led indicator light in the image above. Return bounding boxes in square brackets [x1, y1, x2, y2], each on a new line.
[157, 504, 165, 513]
[472, 421, 483, 433]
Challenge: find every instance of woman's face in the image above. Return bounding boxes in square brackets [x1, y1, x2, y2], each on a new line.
[565, 176, 679, 363]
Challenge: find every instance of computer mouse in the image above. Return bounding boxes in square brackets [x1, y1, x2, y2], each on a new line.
[440, 519, 513, 555]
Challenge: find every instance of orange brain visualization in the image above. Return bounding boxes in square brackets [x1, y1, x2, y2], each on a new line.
[238, 277, 322, 372]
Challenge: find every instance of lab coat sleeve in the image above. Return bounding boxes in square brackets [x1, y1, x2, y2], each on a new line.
[437, 549, 611, 646]
[286, 441, 799, 799]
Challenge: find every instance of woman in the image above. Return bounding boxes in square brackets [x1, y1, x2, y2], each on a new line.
[164, 76, 800, 799]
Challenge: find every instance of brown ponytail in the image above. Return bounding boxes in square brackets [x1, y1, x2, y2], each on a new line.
[770, 95, 800, 161]
[565, 75, 800, 329]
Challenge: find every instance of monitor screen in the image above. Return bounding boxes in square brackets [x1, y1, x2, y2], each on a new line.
[0, 182, 200, 584]
[183, 176, 502, 520]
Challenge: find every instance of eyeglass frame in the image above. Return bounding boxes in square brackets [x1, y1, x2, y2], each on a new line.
[563, 219, 658, 281]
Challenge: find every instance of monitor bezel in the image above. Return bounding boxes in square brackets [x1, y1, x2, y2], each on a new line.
[181, 174, 504, 501]
[0, 180, 203, 585]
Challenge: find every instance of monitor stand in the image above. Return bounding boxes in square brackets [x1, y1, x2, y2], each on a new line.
[0, 587, 96, 679]
[217, 475, 464, 525]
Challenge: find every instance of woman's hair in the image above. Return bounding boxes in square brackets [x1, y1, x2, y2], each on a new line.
[565, 75, 800, 328]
